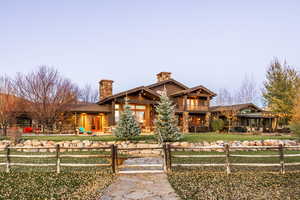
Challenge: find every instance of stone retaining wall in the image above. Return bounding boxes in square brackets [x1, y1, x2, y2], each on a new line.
[0, 139, 299, 155]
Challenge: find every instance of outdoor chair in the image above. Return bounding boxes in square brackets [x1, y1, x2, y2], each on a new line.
[78, 127, 92, 135]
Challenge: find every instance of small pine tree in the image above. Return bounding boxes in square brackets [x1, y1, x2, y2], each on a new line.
[114, 98, 141, 140]
[154, 90, 181, 143]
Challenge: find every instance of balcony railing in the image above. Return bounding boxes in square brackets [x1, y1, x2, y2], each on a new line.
[176, 105, 209, 111]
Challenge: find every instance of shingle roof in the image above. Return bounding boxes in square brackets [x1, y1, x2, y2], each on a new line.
[209, 103, 262, 112]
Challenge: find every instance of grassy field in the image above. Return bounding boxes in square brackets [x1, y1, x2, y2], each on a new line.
[16, 132, 298, 143]
[0, 149, 114, 199]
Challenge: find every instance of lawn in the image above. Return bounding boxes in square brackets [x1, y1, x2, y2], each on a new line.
[181, 132, 297, 142]
[0, 149, 114, 199]
[16, 132, 298, 143]
[169, 150, 300, 199]
[168, 171, 300, 200]
[0, 171, 114, 200]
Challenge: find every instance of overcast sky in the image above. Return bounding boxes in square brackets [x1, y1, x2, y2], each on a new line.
[1, 0, 300, 94]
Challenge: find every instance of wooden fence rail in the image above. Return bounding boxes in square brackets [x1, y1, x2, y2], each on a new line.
[2, 144, 300, 174]
[2, 144, 114, 173]
[167, 144, 300, 174]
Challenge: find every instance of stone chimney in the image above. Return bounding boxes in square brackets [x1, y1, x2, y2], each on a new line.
[156, 72, 172, 82]
[99, 80, 113, 100]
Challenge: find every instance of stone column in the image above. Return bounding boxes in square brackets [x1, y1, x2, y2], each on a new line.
[182, 112, 189, 133]
[205, 112, 211, 127]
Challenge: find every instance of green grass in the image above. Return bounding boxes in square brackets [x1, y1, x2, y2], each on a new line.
[0, 136, 8, 140]
[17, 132, 298, 143]
[0, 171, 114, 200]
[180, 132, 297, 142]
[168, 171, 300, 200]
[20, 135, 157, 142]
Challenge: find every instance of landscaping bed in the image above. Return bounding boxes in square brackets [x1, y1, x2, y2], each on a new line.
[0, 171, 114, 200]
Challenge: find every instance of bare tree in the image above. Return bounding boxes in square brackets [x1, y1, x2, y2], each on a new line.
[0, 75, 18, 136]
[235, 75, 259, 104]
[215, 88, 234, 106]
[14, 66, 79, 133]
[79, 84, 99, 103]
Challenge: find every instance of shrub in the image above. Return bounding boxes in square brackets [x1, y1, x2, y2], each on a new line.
[211, 119, 224, 132]
[290, 123, 300, 137]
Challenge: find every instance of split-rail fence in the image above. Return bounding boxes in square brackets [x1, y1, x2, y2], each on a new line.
[1, 144, 300, 174]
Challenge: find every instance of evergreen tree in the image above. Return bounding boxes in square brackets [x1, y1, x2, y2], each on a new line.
[114, 98, 141, 140]
[154, 90, 181, 143]
[263, 58, 300, 123]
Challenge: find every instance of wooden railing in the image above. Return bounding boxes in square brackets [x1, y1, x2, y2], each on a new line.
[165, 144, 300, 174]
[0, 145, 115, 173]
[176, 105, 209, 111]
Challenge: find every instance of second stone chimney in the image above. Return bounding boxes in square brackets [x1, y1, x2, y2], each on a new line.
[156, 72, 172, 82]
[99, 80, 113, 100]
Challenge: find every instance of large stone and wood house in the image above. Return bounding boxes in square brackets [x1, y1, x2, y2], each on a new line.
[70, 72, 278, 133]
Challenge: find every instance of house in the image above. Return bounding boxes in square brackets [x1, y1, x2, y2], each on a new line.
[210, 103, 278, 132]
[70, 72, 278, 133]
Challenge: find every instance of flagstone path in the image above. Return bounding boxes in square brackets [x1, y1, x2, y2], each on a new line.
[99, 157, 180, 200]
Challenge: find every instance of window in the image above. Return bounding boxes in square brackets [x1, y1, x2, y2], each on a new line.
[115, 103, 146, 124]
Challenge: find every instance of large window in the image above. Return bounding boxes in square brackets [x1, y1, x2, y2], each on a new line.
[115, 104, 146, 124]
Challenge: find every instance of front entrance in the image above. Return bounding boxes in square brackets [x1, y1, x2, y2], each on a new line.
[92, 115, 104, 132]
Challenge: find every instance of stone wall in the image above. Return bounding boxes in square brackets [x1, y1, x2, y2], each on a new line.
[0, 139, 299, 154]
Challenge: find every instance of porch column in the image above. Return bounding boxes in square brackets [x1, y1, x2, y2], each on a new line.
[183, 95, 187, 111]
[183, 112, 189, 133]
[111, 100, 115, 125]
[205, 112, 211, 127]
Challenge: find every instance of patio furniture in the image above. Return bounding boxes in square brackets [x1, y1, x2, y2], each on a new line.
[78, 127, 92, 135]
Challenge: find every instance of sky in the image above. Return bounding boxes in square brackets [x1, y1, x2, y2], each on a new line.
[1, 0, 300, 95]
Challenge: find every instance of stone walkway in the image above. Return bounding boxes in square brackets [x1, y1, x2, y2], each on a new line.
[99, 157, 180, 200]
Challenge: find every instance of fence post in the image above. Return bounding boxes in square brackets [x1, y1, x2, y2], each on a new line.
[279, 144, 285, 174]
[56, 144, 60, 174]
[167, 143, 172, 172]
[111, 145, 116, 174]
[225, 144, 231, 175]
[5, 145, 11, 173]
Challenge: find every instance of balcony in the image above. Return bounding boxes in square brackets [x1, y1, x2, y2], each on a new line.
[176, 104, 209, 112]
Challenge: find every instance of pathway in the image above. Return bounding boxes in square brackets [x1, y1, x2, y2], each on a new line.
[99, 157, 180, 200]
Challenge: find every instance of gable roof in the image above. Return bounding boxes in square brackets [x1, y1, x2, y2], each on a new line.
[98, 86, 160, 104]
[146, 79, 189, 90]
[170, 85, 217, 97]
[209, 103, 262, 112]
